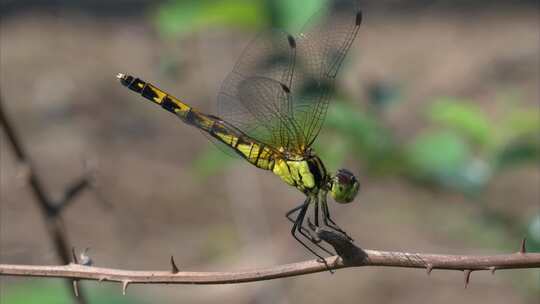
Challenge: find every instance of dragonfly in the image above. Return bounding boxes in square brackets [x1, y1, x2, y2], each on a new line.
[117, 0, 362, 262]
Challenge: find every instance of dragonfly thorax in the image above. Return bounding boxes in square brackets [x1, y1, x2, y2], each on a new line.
[271, 155, 329, 195]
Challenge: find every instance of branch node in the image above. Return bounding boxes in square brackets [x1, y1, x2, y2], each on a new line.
[170, 256, 179, 274]
[122, 280, 131, 295]
[314, 227, 366, 265]
[426, 264, 433, 275]
[520, 237, 527, 254]
[464, 270, 472, 288]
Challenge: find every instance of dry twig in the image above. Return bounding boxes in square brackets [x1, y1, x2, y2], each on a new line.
[0, 95, 99, 303]
[0, 233, 538, 292]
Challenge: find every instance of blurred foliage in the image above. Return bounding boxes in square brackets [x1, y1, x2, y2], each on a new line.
[155, 0, 268, 37]
[406, 130, 481, 191]
[527, 213, 540, 252]
[322, 101, 402, 174]
[428, 98, 492, 147]
[1, 280, 146, 304]
[320, 95, 538, 195]
[154, 0, 328, 37]
[270, 0, 326, 30]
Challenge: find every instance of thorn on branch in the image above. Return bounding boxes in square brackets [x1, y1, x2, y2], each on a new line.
[520, 238, 527, 254]
[464, 270, 472, 288]
[490, 266, 496, 275]
[170, 256, 179, 274]
[73, 280, 80, 297]
[122, 280, 130, 295]
[426, 264, 433, 275]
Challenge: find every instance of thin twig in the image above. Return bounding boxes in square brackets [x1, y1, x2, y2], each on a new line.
[55, 177, 91, 214]
[3, 231, 537, 289]
[0, 96, 89, 303]
[1, 246, 538, 286]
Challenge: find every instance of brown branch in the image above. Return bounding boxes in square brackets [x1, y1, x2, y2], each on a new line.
[1, 232, 539, 291]
[0, 249, 538, 286]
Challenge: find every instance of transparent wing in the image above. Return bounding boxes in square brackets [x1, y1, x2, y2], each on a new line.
[217, 0, 362, 153]
[218, 30, 304, 152]
[292, 0, 362, 147]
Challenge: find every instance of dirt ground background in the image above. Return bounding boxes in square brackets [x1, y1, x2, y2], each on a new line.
[1, 1, 539, 303]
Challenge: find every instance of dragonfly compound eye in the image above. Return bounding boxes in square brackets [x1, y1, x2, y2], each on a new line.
[330, 169, 360, 204]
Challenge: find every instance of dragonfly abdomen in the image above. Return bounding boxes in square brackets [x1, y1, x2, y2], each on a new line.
[118, 73, 277, 171]
[117, 74, 194, 121]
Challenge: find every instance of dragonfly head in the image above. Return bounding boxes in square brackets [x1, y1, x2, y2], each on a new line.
[330, 169, 359, 204]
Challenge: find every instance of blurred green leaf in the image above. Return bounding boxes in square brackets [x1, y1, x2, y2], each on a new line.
[495, 140, 540, 169]
[273, 0, 325, 30]
[325, 101, 401, 173]
[325, 102, 393, 153]
[1, 280, 144, 304]
[406, 129, 494, 193]
[501, 109, 540, 138]
[493, 107, 540, 168]
[406, 131, 468, 179]
[527, 213, 540, 253]
[1, 281, 71, 304]
[314, 131, 348, 171]
[155, 0, 267, 37]
[428, 97, 492, 147]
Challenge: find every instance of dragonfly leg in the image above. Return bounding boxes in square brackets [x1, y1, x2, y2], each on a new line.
[321, 197, 354, 242]
[303, 199, 336, 255]
[285, 204, 303, 223]
[313, 198, 320, 227]
[286, 201, 324, 245]
[289, 199, 334, 264]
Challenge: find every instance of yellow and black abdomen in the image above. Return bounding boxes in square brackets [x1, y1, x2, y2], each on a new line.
[117, 73, 276, 170]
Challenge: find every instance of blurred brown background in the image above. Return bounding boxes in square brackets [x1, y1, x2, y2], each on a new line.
[1, 0, 539, 303]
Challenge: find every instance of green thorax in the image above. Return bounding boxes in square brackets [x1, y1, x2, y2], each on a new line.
[272, 154, 328, 194]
